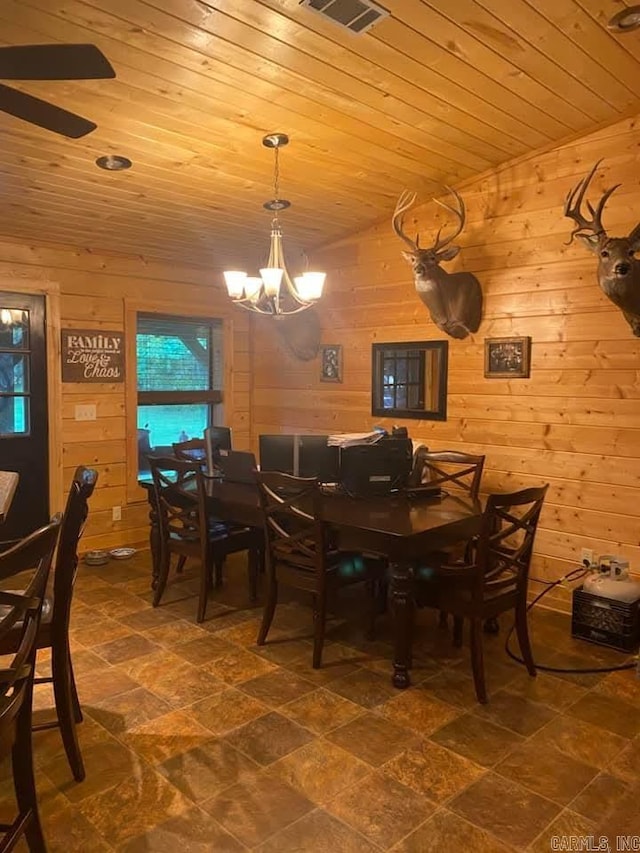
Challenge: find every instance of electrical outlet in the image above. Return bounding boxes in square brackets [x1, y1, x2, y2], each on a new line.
[112, 506, 122, 522]
[580, 548, 594, 568]
[74, 403, 96, 421]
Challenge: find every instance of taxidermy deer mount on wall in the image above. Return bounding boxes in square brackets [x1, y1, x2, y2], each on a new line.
[392, 187, 483, 340]
[565, 160, 640, 337]
[274, 308, 321, 361]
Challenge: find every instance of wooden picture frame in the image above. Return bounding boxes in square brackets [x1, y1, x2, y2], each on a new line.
[484, 336, 531, 378]
[320, 344, 342, 383]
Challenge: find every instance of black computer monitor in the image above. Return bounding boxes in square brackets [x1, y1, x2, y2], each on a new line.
[340, 437, 413, 496]
[205, 426, 232, 475]
[297, 435, 340, 482]
[259, 434, 295, 475]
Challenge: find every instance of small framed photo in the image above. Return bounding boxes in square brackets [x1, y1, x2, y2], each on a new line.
[484, 336, 531, 379]
[320, 344, 342, 383]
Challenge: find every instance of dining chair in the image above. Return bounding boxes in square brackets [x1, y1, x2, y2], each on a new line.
[0, 466, 98, 783]
[149, 456, 261, 622]
[411, 448, 485, 497]
[0, 517, 61, 852]
[411, 449, 486, 634]
[171, 439, 207, 575]
[421, 485, 548, 703]
[257, 471, 387, 668]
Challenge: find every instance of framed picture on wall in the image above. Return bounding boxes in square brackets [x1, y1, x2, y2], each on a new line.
[484, 336, 531, 378]
[320, 344, 342, 383]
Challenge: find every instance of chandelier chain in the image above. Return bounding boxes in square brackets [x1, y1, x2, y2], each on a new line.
[273, 146, 280, 202]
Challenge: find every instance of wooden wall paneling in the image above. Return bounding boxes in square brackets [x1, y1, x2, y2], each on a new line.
[4, 2, 640, 268]
[1, 244, 249, 552]
[214, 0, 560, 140]
[250, 112, 640, 608]
[382, 1, 588, 130]
[12, 0, 507, 169]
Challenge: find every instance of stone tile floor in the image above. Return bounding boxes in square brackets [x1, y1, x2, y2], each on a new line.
[1, 550, 639, 851]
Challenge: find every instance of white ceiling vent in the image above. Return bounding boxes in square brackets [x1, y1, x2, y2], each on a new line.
[299, 0, 389, 35]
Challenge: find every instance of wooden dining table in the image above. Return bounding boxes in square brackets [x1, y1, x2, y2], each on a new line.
[0, 472, 19, 526]
[139, 475, 483, 688]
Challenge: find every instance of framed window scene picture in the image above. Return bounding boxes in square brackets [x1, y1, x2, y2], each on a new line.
[320, 344, 342, 383]
[484, 336, 531, 379]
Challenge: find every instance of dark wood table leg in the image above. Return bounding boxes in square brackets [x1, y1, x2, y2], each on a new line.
[147, 494, 161, 591]
[391, 560, 414, 689]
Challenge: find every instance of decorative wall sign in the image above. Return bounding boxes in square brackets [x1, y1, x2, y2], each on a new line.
[61, 329, 125, 382]
[484, 336, 531, 378]
[320, 344, 342, 383]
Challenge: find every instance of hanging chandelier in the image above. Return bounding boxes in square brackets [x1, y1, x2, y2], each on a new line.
[223, 133, 326, 316]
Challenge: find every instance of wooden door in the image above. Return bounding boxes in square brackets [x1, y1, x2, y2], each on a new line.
[0, 293, 49, 538]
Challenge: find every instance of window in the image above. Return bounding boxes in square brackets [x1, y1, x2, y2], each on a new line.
[0, 309, 30, 436]
[136, 314, 223, 473]
[371, 341, 448, 421]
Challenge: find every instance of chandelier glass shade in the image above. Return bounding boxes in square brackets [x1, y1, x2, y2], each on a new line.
[223, 134, 326, 316]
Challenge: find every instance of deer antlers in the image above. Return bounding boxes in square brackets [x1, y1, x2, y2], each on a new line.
[392, 186, 466, 254]
[564, 159, 620, 245]
[392, 190, 420, 251]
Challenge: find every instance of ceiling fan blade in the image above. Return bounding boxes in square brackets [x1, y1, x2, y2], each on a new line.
[0, 84, 96, 138]
[0, 44, 115, 80]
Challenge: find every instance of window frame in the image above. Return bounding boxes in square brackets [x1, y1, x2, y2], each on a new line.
[0, 311, 31, 437]
[125, 301, 232, 504]
[371, 340, 448, 421]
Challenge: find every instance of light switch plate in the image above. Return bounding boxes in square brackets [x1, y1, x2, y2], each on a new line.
[75, 404, 96, 421]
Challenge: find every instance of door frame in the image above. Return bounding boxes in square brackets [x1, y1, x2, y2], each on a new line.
[0, 280, 64, 515]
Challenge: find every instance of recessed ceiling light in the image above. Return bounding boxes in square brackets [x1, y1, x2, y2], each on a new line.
[607, 6, 640, 32]
[96, 155, 132, 171]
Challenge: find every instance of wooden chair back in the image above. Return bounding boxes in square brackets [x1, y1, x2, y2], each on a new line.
[411, 449, 485, 498]
[52, 466, 98, 637]
[474, 485, 549, 601]
[257, 472, 326, 585]
[172, 438, 207, 463]
[0, 518, 60, 850]
[149, 455, 207, 551]
[0, 518, 61, 646]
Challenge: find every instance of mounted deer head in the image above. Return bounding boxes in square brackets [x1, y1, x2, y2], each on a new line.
[274, 308, 321, 361]
[564, 160, 640, 337]
[393, 187, 483, 340]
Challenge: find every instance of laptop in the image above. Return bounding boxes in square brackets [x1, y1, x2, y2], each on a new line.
[216, 449, 258, 485]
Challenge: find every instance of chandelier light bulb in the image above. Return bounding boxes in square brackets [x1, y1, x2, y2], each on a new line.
[259, 267, 284, 298]
[294, 272, 326, 302]
[223, 271, 247, 299]
[244, 277, 263, 300]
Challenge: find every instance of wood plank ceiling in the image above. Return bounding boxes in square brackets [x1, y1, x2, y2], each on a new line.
[1, 0, 640, 269]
